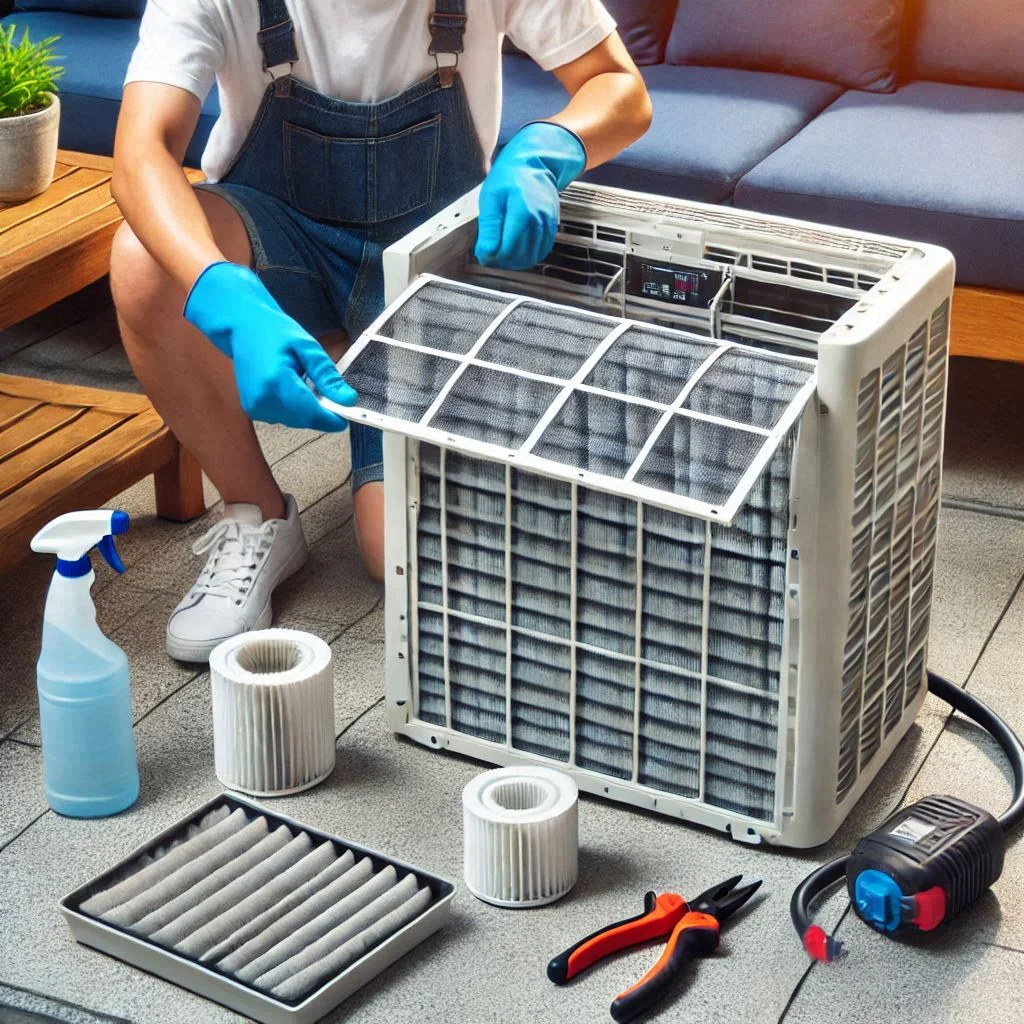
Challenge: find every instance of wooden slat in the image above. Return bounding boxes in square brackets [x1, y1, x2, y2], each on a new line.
[0, 188, 117, 262]
[0, 411, 175, 574]
[56, 151, 114, 173]
[0, 205, 122, 331]
[0, 168, 110, 232]
[0, 394, 41, 430]
[0, 405, 85, 461]
[0, 406, 128, 500]
[0, 374, 152, 416]
[951, 286, 1024, 364]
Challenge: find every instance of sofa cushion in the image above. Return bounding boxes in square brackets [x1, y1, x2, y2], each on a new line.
[913, 0, 1024, 90]
[14, 1, 144, 16]
[500, 59, 842, 203]
[499, 60, 843, 205]
[734, 82, 1024, 291]
[505, 0, 679, 66]
[0, 11, 217, 168]
[666, 0, 904, 93]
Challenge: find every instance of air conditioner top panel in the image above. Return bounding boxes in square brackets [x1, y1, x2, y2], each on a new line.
[325, 274, 817, 524]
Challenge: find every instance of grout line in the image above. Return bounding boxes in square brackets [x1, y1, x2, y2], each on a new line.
[4, 736, 38, 750]
[336, 697, 385, 743]
[941, 496, 1024, 522]
[778, 569, 1024, 1023]
[980, 940, 1024, 956]
[0, 980, 132, 1024]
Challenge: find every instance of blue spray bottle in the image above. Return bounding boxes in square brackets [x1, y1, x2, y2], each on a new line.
[31, 510, 139, 817]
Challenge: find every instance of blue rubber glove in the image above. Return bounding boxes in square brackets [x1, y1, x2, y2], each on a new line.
[474, 121, 587, 271]
[184, 262, 357, 433]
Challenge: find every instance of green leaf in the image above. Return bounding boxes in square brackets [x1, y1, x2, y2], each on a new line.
[0, 27, 64, 117]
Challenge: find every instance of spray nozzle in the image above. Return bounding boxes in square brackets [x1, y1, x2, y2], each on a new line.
[31, 510, 131, 577]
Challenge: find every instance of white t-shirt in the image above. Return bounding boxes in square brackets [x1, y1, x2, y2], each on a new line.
[125, 0, 616, 182]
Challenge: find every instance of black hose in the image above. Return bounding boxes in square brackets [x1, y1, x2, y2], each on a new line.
[790, 670, 1024, 959]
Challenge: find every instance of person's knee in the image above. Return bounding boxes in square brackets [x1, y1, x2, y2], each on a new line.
[110, 221, 181, 333]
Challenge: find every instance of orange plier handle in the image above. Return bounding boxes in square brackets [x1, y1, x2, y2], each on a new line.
[610, 910, 720, 1022]
[547, 892, 721, 1024]
[547, 892, 686, 985]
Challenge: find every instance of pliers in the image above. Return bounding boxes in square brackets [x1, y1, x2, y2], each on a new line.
[547, 875, 762, 1022]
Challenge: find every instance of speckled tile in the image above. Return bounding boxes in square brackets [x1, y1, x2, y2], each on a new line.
[0, 278, 111, 361]
[0, 741, 46, 851]
[272, 518, 381, 630]
[255, 420, 322, 467]
[329, 604, 385, 731]
[890, 585, 1024, 955]
[927, 508, 1024, 682]
[1, 305, 121, 375]
[0, 679, 241, 1024]
[783, 931, 1024, 1024]
[943, 357, 1024, 512]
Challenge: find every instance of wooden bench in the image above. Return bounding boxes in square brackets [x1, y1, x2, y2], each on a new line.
[0, 150, 208, 573]
[0, 375, 204, 574]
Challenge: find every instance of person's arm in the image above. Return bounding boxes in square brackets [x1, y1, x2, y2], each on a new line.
[112, 82, 225, 292]
[111, 82, 355, 432]
[549, 32, 652, 170]
[475, 32, 651, 270]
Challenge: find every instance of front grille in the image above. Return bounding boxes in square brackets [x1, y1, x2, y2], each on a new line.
[412, 432, 795, 822]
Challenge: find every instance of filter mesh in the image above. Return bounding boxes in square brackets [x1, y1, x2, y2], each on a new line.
[475, 303, 613, 379]
[413, 434, 796, 823]
[633, 417, 766, 508]
[341, 277, 815, 521]
[378, 279, 508, 355]
[582, 326, 714, 403]
[836, 299, 949, 802]
[430, 365, 563, 448]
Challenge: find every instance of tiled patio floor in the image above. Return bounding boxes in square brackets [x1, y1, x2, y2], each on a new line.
[1, 280, 1023, 1024]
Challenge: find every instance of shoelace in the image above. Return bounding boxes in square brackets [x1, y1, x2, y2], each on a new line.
[188, 518, 278, 606]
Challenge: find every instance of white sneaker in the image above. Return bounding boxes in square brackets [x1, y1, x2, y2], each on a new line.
[166, 494, 308, 662]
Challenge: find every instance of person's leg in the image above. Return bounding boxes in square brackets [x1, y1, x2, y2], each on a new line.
[110, 189, 286, 521]
[354, 482, 385, 583]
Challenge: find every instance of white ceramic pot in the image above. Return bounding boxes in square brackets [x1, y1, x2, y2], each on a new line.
[0, 93, 60, 202]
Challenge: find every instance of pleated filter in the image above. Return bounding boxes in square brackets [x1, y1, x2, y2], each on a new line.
[60, 795, 456, 1024]
[463, 766, 578, 907]
[210, 630, 335, 797]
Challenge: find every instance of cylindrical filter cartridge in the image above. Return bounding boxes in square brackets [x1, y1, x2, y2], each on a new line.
[209, 629, 335, 797]
[462, 766, 578, 907]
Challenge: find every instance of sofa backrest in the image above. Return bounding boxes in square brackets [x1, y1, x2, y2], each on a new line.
[505, 0, 679, 66]
[13, 1, 143, 15]
[911, 0, 1024, 91]
[665, 0, 905, 92]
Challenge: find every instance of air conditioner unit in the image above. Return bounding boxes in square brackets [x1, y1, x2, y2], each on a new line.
[324, 183, 955, 849]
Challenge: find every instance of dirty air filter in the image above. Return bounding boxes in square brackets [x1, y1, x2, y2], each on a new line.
[324, 182, 955, 849]
[60, 794, 455, 1024]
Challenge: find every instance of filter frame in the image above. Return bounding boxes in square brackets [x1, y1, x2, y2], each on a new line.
[60, 793, 457, 1024]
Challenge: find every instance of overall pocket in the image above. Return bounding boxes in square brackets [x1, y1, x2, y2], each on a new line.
[284, 115, 441, 225]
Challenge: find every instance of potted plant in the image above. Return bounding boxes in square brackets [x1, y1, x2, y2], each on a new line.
[0, 26, 63, 202]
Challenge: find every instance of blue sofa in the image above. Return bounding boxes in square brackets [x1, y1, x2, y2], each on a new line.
[3, 0, 1022, 359]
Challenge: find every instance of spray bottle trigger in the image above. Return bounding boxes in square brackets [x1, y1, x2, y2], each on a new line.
[98, 534, 126, 574]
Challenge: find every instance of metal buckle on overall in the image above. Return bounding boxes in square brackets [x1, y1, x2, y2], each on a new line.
[428, 10, 466, 88]
[434, 52, 459, 88]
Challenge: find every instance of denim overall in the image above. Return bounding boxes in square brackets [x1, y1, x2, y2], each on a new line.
[199, 0, 485, 489]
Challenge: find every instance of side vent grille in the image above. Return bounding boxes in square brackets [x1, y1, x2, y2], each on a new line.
[836, 299, 949, 802]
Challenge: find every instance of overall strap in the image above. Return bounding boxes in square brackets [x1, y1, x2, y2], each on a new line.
[428, 0, 466, 86]
[257, 0, 299, 71]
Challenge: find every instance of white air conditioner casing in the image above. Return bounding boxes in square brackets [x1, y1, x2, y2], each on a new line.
[326, 183, 955, 849]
